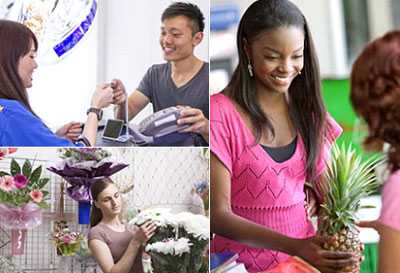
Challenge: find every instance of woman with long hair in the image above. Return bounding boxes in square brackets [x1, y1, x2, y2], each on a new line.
[0, 19, 113, 146]
[210, 0, 360, 272]
[88, 178, 156, 273]
[351, 30, 400, 273]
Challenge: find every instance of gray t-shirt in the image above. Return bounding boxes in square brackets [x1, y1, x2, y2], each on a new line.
[138, 62, 209, 119]
[88, 223, 143, 273]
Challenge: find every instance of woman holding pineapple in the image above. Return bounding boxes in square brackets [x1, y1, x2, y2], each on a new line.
[210, 0, 361, 272]
[350, 31, 400, 273]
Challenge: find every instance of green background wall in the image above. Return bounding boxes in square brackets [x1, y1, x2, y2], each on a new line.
[322, 78, 367, 156]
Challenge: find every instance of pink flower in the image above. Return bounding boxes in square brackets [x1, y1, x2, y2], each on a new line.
[0, 148, 17, 160]
[62, 234, 74, 245]
[0, 149, 8, 160]
[0, 176, 15, 192]
[30, 190, 43, 203]
[14, 174, 28, 189]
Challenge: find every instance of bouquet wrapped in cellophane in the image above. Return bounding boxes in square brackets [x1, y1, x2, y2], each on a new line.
[47, 148, 128, 224]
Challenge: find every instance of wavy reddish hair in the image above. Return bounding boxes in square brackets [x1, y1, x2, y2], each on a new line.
[351, 30, 400, 171]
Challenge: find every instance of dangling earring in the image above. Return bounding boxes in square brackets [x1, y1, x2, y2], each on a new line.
[243, 38, 253, 77]
[297, 69, 302, 75]
[247, 58, 254, 77]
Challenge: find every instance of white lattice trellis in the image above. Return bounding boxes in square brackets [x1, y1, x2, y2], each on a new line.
[128, 148, 208, 213]
[0, 147, 209, 272]
[105, 148, 136, 194]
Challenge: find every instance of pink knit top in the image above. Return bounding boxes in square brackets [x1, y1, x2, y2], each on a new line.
[379, 170, 400, 231]
[210, 93, 342, 272]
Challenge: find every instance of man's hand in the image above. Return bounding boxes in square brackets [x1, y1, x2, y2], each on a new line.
[177, 106, 209, 142]
[111, 79, 127, 106]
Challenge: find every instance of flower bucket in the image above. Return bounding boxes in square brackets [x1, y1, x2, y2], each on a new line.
[11, 229, 26, 255]
[150, 252, 190, 273]
[130, 209, 209, 273]
[78, 201, 91, 225]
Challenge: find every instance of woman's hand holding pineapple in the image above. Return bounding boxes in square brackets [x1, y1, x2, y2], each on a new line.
[302, 184, 365, 273]
[292, 235, 359, 273]
[301, 145, 379, 273]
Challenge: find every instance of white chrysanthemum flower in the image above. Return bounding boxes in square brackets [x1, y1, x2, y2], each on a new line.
[175, 212, 209, 240]
[146, 238, 192, 256]
[173, 238, 192, 256]
[146, 240, 174, 255]
[129, 208, 177, 227]
[65, 158, 111, 170]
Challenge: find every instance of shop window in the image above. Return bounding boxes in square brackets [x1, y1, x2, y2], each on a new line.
[342, 0, 371, 66]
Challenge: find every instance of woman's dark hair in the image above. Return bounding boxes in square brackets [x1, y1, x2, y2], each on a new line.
[161, 2, 205, 34]
[351, 30, 400, 172]
[90, 177, 115, 227]
[224, 0, 326, 180]
[0, 20, 38, 114]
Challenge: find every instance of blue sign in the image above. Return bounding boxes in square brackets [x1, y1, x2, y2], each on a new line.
[53, 0, 97, 57]
[211, 5, 240, 31]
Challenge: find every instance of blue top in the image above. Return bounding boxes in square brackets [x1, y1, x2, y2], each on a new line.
[0, 99, 81, 147]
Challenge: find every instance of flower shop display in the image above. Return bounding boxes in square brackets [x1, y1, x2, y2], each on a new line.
[47, 148, 128, 224]
[0, 158, 49, 255]
[51, 221, 84, 256]
[129, 208, 209, 273]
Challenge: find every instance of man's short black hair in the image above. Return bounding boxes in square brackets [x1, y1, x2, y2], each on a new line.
[161, 2, 205, 33]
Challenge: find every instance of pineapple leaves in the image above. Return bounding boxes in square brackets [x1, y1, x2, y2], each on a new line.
[317, 143, 384, 233]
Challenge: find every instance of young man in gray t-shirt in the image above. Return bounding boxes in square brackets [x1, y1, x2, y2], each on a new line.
[112, 2, 209, 144]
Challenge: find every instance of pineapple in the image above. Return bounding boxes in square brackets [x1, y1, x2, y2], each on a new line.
[314, 144, 383, 272]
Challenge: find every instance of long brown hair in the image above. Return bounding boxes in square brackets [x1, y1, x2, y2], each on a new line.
[224, 0, 326, 181]
[90, 177, 115, 227]
[351, 30, 400, 172]
[0, 19, 38, 114]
